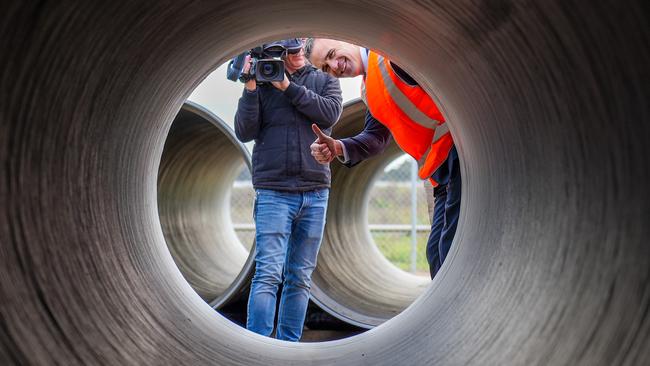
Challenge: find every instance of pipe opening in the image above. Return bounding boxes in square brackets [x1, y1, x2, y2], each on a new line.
[160, 36, 459, 331]
[157, 102, 255, 308]
[311, 99, 436, 328]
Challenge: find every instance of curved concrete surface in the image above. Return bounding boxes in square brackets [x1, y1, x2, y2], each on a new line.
[158, 101, 254, 306]
[1, 1, 648, 365]
[312, 100, 430, 327]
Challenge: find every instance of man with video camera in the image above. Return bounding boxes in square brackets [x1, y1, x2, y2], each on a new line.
[232, 38, 342, 342]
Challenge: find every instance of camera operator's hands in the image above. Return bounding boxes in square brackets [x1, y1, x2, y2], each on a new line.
[310, 124, 343, 164]
[271, 73, 290, 91]
[242, 55, 256, 91]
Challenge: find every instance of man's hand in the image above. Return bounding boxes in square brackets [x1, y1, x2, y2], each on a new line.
[310, 124, 343, 164]
[271, 73, 290, 91]
[242, 55, 256, 91]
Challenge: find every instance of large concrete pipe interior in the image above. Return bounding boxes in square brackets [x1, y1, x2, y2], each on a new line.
[2, 1, 648, 365]
[312, 100, 430, 327]
[158, 102, 253, 307]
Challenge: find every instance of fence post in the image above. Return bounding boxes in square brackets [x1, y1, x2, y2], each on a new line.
[410, 158, 418, 273]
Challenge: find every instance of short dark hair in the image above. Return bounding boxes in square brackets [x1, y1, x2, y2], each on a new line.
[304, 38, 316, 60]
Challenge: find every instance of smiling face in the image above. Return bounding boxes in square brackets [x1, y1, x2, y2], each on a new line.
[308, 39, 364, 78]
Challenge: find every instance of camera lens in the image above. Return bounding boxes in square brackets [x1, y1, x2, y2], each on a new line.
[256, 60, 284, 82]
[262, 63, 275, 76]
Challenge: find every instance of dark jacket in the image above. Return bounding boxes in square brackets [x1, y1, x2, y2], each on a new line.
[341, 110, 391, 167]
[235, 65, 342, 191]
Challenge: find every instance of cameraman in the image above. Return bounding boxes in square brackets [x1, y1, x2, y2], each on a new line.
[233, 38, 342, 342]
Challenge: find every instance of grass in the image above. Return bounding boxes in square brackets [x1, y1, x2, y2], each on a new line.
[372, 231, 430, 274]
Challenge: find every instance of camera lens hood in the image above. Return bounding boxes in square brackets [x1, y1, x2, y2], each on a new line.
[263, 38, 303, 57]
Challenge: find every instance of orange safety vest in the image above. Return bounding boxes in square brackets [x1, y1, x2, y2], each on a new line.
[363, 51, 454, 185]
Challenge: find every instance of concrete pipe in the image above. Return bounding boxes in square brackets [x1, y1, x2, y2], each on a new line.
[158, 101, 254, 306]
[312, 100, 430, 327]
[1, 1, 648, 365]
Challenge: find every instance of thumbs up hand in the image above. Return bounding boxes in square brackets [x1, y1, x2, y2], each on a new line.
[310, 124, 343, 164]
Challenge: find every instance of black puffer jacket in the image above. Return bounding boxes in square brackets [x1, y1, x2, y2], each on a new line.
[234, 65, 342, 191]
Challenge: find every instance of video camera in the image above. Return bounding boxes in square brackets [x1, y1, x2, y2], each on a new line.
[226, 38, 303, 83]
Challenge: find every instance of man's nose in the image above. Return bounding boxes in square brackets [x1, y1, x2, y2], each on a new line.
[327, 59, 338, 71]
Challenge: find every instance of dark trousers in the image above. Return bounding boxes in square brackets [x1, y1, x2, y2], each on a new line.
[426, 146, 461, 279]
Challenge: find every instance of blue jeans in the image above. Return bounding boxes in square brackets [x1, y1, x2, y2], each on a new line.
[426, 146, 461, 279]
[246, 188, 329, 341]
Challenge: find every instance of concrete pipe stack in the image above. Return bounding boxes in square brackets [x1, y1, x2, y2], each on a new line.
[160, 100, 427, 326]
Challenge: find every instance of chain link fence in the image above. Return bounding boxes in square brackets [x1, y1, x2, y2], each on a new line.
[229, 153, 430, 276]
[230, 165, 255, 251]
[367, 154, 430, 276]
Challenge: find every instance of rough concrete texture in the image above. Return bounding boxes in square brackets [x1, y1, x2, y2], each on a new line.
[1, 0, 648, 365]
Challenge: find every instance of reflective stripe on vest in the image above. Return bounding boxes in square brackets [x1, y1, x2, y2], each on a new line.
[363, 51, 453, 183]
[376, 59, 439, 130]
[417, 123, 449, 166]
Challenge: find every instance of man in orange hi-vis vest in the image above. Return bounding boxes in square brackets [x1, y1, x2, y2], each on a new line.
[306, 38, 460, 279]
